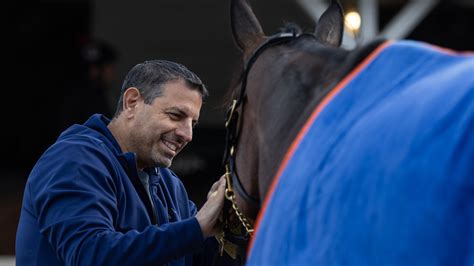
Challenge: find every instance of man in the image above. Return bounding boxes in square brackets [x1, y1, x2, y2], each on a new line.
[16, 60, 226, 265]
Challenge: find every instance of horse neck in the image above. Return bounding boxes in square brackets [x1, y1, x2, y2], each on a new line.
[256, 39, 385, 200]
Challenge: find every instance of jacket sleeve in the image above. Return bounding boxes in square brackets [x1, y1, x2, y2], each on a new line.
[183, 184, 242, 266]
[31, 138, 205, 266]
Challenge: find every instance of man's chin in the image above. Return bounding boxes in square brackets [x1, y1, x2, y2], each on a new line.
[154, 156, 173, 168]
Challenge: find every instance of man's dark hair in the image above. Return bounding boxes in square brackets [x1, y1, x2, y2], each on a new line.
[113, 60, 208, 117]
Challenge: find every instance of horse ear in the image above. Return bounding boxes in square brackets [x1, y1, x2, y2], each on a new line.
[314, 0, 344, 47]
[231, 0, 265, 52]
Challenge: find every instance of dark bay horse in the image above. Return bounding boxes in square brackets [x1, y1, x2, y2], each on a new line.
[222, 0, 474, 265]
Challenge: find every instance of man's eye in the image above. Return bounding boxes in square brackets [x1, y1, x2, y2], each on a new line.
[169, 113, 180, 120]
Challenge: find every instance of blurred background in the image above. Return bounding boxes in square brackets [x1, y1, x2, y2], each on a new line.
[1, 0, 473, 261]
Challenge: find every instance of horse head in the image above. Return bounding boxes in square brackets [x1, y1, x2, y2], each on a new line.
[224, 0, 345, 223]
[220, 0, 364, 260]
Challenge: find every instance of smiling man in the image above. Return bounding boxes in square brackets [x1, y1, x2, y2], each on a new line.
[109, 77, 202, 169]
[16, 60, 226, 266]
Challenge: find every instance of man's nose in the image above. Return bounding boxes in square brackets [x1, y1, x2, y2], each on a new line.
[175, 120, 193, 143]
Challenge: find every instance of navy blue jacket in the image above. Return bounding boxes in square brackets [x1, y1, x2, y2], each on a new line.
[16, 114, 208, 266]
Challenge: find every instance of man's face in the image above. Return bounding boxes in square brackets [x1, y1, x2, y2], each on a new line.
[129, 79, 202, 169]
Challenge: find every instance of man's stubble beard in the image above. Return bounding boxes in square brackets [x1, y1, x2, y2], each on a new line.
[128, 128, 171, 169]
[150, 141, 174, 168]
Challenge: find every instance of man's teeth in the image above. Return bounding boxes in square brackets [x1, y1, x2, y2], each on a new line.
[163, 140, 177, 151]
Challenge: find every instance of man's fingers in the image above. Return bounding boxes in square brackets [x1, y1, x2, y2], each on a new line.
[196, 175, 228, 237]
[209, 190, 218, 198]
[214, 178, 226, 197]
[207, 175, 226, 199]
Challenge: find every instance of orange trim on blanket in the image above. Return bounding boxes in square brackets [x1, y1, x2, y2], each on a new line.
[247, 40, 393, 256]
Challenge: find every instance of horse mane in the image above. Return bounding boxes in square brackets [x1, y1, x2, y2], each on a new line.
[338, 38, 387, 78]
[279, 22, 303, 36]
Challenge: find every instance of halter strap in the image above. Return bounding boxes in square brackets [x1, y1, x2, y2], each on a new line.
[218, 30, 315, 264]
[223, 31, 306, 207]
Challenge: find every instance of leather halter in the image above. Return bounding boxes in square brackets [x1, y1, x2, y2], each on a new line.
[218, 30, 315, 263]
[223, 30, 308, 210]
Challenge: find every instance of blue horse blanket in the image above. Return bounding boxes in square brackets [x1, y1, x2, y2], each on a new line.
[248, 40, 474, 265]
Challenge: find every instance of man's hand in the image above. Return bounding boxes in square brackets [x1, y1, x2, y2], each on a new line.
[196, 175, 226, 238]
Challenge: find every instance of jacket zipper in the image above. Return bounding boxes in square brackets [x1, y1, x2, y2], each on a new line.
[148, 182, 160, 224]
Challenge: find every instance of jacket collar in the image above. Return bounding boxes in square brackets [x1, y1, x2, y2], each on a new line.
[84, 114, 124, 155]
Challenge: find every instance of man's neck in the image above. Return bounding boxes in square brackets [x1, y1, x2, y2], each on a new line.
[107, 118, 130, 154]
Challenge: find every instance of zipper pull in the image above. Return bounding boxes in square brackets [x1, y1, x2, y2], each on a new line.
[216, 231, 225, 256]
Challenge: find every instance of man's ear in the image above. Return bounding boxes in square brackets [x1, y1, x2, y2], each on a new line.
[122, 87, 142, 118]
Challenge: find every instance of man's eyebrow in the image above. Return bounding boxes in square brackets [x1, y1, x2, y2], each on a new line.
[166, 107, 187, 115]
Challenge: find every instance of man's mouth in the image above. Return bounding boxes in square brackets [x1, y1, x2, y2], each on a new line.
[162, 139, 178, 152]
